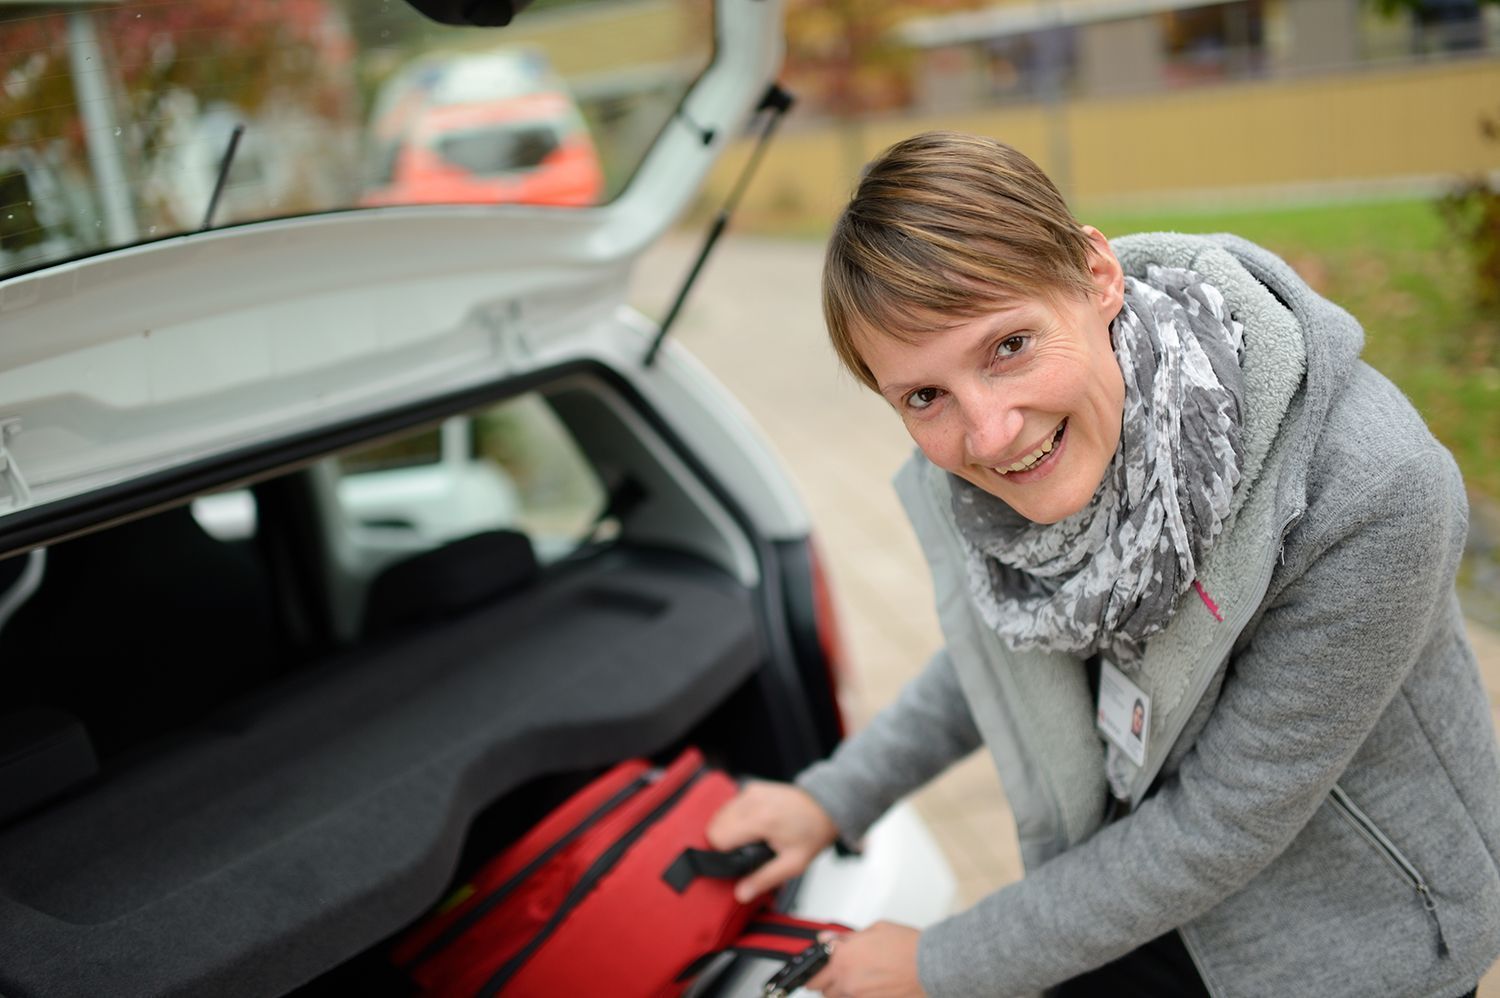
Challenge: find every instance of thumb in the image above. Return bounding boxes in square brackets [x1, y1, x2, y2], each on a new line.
[734, 851, 804, 904]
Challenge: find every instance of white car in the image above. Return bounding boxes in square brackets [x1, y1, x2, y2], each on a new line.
[0, 1, 954, 995]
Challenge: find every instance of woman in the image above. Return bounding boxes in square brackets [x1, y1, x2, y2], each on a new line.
[706, 131, 1500, 997]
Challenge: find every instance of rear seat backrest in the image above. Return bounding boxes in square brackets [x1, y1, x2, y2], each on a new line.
[362, 530, 538, 638]
[0, 504, 280, 758]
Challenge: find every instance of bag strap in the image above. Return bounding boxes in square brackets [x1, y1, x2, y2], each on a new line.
[730, 912, 845, 957]
[673, 912, 850, 984]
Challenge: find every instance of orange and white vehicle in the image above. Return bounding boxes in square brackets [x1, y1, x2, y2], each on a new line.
[360, 48, 605, 208]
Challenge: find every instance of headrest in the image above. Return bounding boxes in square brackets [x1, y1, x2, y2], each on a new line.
[364, 530, 538, 636]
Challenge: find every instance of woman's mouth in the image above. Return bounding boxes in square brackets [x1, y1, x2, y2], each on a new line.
[995, 420, 1067, 478]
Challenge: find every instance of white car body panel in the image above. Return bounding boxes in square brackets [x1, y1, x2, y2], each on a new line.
[792, 803, 959, 931]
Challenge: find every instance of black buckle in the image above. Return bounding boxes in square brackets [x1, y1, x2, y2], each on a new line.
[760, 940, 832, 998]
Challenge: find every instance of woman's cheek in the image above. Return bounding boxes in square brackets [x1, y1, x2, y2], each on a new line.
[905, 413, 962, 472]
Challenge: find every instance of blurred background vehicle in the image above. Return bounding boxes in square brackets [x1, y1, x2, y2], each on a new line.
[359, 47, 605, 207]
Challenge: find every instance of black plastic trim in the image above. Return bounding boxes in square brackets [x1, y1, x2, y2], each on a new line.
[773, 538, 843, 757]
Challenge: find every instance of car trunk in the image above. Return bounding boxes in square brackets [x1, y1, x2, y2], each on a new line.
[0, 369, 831, 998]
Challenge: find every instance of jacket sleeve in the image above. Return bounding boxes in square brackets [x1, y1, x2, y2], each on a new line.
[915, 445, 1471, 997]
[796, 646, 983, 841]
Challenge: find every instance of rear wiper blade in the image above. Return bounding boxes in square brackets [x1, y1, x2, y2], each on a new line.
[201, 123, 246, 231]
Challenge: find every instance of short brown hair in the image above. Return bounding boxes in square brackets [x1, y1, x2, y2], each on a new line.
[822, 131, 1095, 390]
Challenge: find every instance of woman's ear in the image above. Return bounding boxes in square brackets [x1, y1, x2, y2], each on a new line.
[1080, 225, 1124, 320]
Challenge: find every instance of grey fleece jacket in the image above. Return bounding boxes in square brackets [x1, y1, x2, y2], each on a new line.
[797, 233, 1500, 997]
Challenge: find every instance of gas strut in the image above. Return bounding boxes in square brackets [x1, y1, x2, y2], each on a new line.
[643, 83, 795, 367]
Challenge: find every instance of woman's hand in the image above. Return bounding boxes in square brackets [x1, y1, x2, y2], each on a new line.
[705, 780, 839, 902]
[806, 922, 926, 998]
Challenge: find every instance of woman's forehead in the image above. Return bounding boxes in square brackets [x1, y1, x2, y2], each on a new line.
[856, 294, 1048, 345]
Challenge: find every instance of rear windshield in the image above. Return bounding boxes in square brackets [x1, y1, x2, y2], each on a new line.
[0, 0, 711, 280]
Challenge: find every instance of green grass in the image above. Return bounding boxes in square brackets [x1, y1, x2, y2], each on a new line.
[740, 198, 1500, 501]
[1086, 198, 1499, 501]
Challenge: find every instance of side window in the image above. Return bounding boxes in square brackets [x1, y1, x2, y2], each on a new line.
[332, 393, 605, 563]
[190, 488, 258, 542]
[338, 427, 443, 477]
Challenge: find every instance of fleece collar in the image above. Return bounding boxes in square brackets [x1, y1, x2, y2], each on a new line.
[1113, 232, 1365, 525]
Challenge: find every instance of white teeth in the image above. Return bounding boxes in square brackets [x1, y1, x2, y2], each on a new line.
[996, 423, 1063, 474]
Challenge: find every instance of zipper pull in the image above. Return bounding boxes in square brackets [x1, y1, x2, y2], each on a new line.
[1417, 882, 1449, 957]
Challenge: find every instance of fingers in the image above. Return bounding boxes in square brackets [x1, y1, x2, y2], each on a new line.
[704, 795, 755, 851]
[706, 781, 840, 901]
[805, 932, 844, 994]
[805, 965, 835, 993]
[733, 850, 804, 903]
[706, 780, 779, 851]
[802, 922, 924, 998]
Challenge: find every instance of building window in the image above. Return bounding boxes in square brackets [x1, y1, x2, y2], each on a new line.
[1161, 0, 1265, 85]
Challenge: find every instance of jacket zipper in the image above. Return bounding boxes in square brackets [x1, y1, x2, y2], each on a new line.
[1327, 783, 1449, 957]
[404, 771, 655, 969]
[1128, 510, 1299, 805]
[478, 763, 708, 995]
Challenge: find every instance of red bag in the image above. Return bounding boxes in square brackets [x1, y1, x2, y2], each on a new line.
[392, 748, 844, 997]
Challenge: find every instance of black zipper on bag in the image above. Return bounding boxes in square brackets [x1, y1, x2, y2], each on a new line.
[740, 919, 822, 941]
[477, 764, 709, 996]
[405, 772, 655, 970]
[1328, 784, 1450, 957]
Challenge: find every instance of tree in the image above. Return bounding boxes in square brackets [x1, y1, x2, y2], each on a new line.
[781, 0, 984, 118]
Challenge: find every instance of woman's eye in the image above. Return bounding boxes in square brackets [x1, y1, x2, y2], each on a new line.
[995, 335, 1029, 358]
[906, 387, 942, 410]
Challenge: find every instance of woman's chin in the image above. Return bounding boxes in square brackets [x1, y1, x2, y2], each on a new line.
[1007, 488, 1089, 525]
[968, 475, 1091, 525]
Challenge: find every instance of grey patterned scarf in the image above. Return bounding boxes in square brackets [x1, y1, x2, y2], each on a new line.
[951, 265, 1245, 665]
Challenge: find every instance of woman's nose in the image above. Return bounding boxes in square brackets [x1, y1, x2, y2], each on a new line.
[960, 394, 1024, 466]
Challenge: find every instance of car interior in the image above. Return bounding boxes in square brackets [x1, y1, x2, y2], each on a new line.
[0, 369, 839, 997]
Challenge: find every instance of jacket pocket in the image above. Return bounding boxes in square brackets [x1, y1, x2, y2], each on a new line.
[1327, 783, 1450, 958]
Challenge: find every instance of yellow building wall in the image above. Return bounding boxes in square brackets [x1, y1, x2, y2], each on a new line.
[1066, 59, 1500, 197]
[472, 0, 700, 76]
[709, 107, 1055, 227]
[708, 58, 1500, 224]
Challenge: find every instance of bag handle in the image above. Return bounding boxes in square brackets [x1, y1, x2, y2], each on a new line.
[661, 841, 776, 893]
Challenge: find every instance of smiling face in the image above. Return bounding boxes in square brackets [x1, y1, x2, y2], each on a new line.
[856, 227, 1126, 524]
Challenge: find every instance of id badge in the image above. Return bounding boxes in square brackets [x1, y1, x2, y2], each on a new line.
[1096, 659, 1150, 766]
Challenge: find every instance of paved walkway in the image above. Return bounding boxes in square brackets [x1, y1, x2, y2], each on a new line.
[630, 231, 1500, 993]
